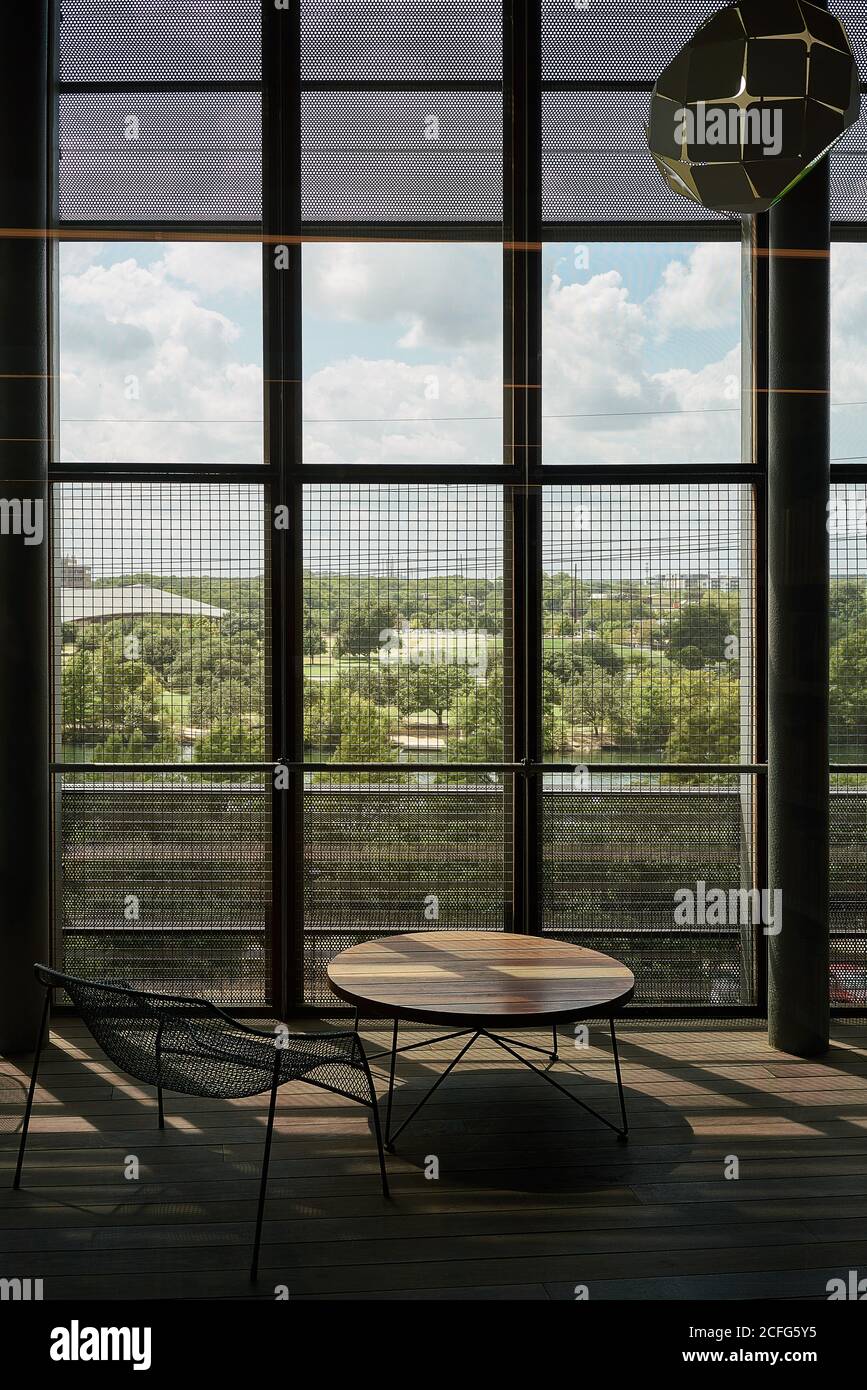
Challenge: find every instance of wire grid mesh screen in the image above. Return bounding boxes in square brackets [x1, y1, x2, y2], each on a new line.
[59, 0, 262, 81]
[304, 777, 508, 1006]
[54, 483, 267, 766]
[303, 485, 505, 765]
[543, 91, 736, 224]
[541, 485, 755, 766]
[829, 483, 867, 1008]
[300, 0, 502, 81]
[830, 483, 867, 763]
[58, 93, 262, 223]
[302, 484, 507, 1003]
[55, 771, 272, 1006]
[831, 774, 867, 1008]
[543, 772, 756, 1006]
[301, 91, 502, 223]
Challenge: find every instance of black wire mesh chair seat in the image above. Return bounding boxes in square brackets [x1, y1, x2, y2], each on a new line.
[13, 965, 389, 1280]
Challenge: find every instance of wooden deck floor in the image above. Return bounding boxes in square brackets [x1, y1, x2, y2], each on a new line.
[3, 1018, 867, 1300]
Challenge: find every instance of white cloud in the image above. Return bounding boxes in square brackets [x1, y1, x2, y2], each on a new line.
[158, 243, 262, 298]
[303, 243, 502, 348]
[542, 265, 740, 466]
[647, 242, 740, 339]
[303, 355, 501, 465]
[59, 248, 262, 465]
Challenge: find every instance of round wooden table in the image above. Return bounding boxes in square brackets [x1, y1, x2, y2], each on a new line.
[327, 930, 635, 1148]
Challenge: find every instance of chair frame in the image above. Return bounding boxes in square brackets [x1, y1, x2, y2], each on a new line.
[13, 966, 390, 1281]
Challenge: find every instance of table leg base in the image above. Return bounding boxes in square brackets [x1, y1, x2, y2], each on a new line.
[381, 1018, 629, 1149]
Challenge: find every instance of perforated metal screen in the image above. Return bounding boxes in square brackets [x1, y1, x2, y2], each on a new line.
[543, 774, 756, 1006]
[541, 1, 867, 84]
[301, 91, 502, 222]
[59, 0, 262, 82]
[59, 92, 262, 222]
[830, 775, 867, 1008]
[300, 0, 503, 82]
[56, 772, 271, 1006]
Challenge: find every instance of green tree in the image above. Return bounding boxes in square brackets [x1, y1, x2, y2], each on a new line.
[666, 597, 737, 665]
[395, 664, 475, 730]
[195, 723, 265, 762]
[322, 692, 397, 781]
[666, 673, 739, 766]
[673, 644, 706, 670]
[335, 603, 398, 657]
[831, 633, 867, 745]
[610, 672, 675, 749]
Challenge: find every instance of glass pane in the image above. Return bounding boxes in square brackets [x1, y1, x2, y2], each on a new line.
[55, 483, 266, 765]
[59, 0, 262, 82]
[305, 772, 507, 1005]
[832, 249, 867, 464]
[56, 769, 271, 1006]
[303, 485, 504, 766]
[58, 242, 263, 466]
[542, 485, 754, 767]
[302, 91, 502, 222]
[303, 243, 502, 465]
[543, 242, 741, 466]
[59, 92, 261, 222]
[543, 770, 757, 1006]
[830, 482, 867, 762]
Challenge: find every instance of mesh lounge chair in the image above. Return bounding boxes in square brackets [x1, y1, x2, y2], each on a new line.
[13, 965, 389, 1280]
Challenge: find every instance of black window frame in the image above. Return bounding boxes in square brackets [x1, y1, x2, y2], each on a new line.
[47, 0, 867, 1017]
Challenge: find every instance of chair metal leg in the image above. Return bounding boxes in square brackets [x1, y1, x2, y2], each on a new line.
[155, 1018, 165, 1129]
[551, 1023, 559, 1061]
[250, 1056, 280, 1282]
[13, 989, 51, 1190]
[355, 1035, 390, 1198]
[370, 1093, 390, 1198]
[384, 1018, 399, 1149]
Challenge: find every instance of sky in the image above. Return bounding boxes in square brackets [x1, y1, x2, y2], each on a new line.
[56, 238, 866, 581]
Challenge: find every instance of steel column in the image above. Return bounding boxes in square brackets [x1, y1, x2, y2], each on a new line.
[767, 134, 831, 1054]
[0, 0, 50, 1051]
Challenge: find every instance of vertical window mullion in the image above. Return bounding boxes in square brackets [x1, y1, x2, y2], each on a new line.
[504, 0, 543, 933]
[263, 2, 303, 1012]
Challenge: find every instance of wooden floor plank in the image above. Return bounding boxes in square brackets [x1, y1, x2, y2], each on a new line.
[2, 1021, 867, 1300]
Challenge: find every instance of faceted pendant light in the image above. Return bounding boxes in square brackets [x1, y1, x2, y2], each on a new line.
[646, 0, 861, 215]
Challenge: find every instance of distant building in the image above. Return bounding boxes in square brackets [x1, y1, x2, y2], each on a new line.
[61, 555, 91, 588]
[60, 585, 226, 624]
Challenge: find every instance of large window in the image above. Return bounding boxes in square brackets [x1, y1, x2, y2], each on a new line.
[56, 0, 867, 1013]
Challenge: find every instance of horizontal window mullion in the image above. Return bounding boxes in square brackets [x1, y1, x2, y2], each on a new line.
[58, 80, 262, 95]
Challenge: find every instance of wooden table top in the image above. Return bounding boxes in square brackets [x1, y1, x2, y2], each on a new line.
[327, 930, 635, 1027]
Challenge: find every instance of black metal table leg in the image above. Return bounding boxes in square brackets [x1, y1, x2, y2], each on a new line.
[375, 1017, 629, 1149]
[610, 1016, 629, 1141]
[487, 1026, 629, 1140]
[386, 1030, 481, 1149]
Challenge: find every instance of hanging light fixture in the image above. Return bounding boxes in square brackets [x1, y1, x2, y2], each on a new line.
[646, 0, 860, 215]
